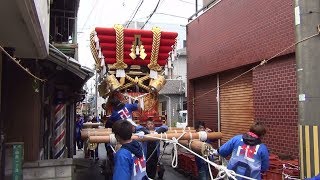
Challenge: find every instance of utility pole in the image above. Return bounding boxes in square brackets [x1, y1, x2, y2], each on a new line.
[294, 0, 320, 178]
[195, 0, 198, 13]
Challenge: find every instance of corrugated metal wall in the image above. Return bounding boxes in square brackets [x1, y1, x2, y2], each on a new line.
[220, 69, 253, 143]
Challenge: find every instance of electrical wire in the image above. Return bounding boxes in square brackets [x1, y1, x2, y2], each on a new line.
[125, 0, 144, 28]
[154, 12, 188, 19]
[80, 0, 99, 31]
[141, 0, 162, 29]
[184, 27, 320, 105]
[0, 45, 46, 82]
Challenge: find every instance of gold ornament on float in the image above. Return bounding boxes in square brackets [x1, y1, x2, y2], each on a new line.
[129, 35, 147, 60]
[106, 74, 121, 91]
[149, 75, 166, 92]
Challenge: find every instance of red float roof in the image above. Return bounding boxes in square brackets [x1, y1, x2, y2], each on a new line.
[91, 26, 178, 68]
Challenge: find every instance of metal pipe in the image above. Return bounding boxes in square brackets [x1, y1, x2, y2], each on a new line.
[188, 0, 222, 22]
[217, 74, 221, 147]
[162, 94, 172, 127]
[195, 0, 198, 13]
[192, 98, 195, 127]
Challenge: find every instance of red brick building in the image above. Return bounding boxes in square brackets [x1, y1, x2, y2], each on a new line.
[187, 0, 298, 158]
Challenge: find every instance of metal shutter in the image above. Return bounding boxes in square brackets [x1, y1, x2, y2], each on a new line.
[220, 70, 253, 144]
[193, 75, 218, 132]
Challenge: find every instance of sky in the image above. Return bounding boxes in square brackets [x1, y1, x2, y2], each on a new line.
[77, 0, 202, 89]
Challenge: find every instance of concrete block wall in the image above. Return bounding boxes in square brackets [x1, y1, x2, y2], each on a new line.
[23, 158, 94, 180]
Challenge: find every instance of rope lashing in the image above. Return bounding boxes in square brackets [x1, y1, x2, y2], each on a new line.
[168, 132, 186, 168]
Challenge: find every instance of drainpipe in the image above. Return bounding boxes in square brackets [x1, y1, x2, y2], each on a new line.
[192, 98, 195, 127]
[195, 0, 198, 12]
[162, 94, 172, 127]
[217, 74, 221, 147]
[179, 79, 182, 111]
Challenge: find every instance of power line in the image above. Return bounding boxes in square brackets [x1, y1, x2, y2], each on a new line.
[125, 0, 144, 28]
[141, 0, 162, 29]
[80, 0, 99, 31]
[176, 0, 195, 5]
[154, 12, 189, 19]
[184, 30, 320, 105]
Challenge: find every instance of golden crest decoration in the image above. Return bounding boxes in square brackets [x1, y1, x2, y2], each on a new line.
[129, 35, 147, 60]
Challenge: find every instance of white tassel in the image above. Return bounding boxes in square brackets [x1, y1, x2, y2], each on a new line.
[94, 34, 99, 42]
[150, 70, 158, 79]
[116, 69, 125, 77]
[135, 46, 140, 55]
[96, 41, 100, 50]
[101, 66, 106, 76]
[100, 56, 105, 66]
[98, 49, 102, 58]
[140, 97, 144, 110]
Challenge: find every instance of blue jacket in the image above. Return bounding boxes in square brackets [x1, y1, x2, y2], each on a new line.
[219, 135, 269, 180]
[306, 174, 320, 180]
[75, 118, 84, 140]
[137, 125, 168, 158]
[113, 140, 148, 180]
[110, 103, 138, 122]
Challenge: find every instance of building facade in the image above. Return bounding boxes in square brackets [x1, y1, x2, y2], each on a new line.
[159, 47, 187, 126]
[0, 0, 93, 178]
[187, 0, 298, 159]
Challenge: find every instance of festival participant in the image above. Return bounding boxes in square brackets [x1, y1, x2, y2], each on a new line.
[109, 98, 139, 127]
[217, 122, 270, 180]
[112, 120, 148, 180]
[136, 118, 168, 179]
[194, 121, 212, 180]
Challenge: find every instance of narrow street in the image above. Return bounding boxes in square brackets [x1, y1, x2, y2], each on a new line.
[2, 0, 320, 179]
[74, 143, 188, 180]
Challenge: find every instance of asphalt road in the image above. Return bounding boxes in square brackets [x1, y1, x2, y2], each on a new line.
[74, 143, 194, 180]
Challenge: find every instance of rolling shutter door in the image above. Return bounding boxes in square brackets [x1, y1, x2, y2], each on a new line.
[220, 70, 253, 144]
[193, 75, 218, 132]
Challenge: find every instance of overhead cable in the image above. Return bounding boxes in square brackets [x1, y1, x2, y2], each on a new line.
[141, 0, 162, 29]
[125, 0, 144, 28]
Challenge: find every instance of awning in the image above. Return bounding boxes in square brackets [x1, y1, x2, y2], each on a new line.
[48, 44, 94, 81]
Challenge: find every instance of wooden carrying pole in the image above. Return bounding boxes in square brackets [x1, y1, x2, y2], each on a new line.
[82, 122, 104, 128]
[178, 140, 213, 156]
[168, 127, 194, 130]
[81, 129, 196, 139]
[83, 127, 194, 131]
[88, 132, 223, 143]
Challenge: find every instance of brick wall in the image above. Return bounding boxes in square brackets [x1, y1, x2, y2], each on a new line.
[253, 54, 298, 158]
[187, 0, 295, 80]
